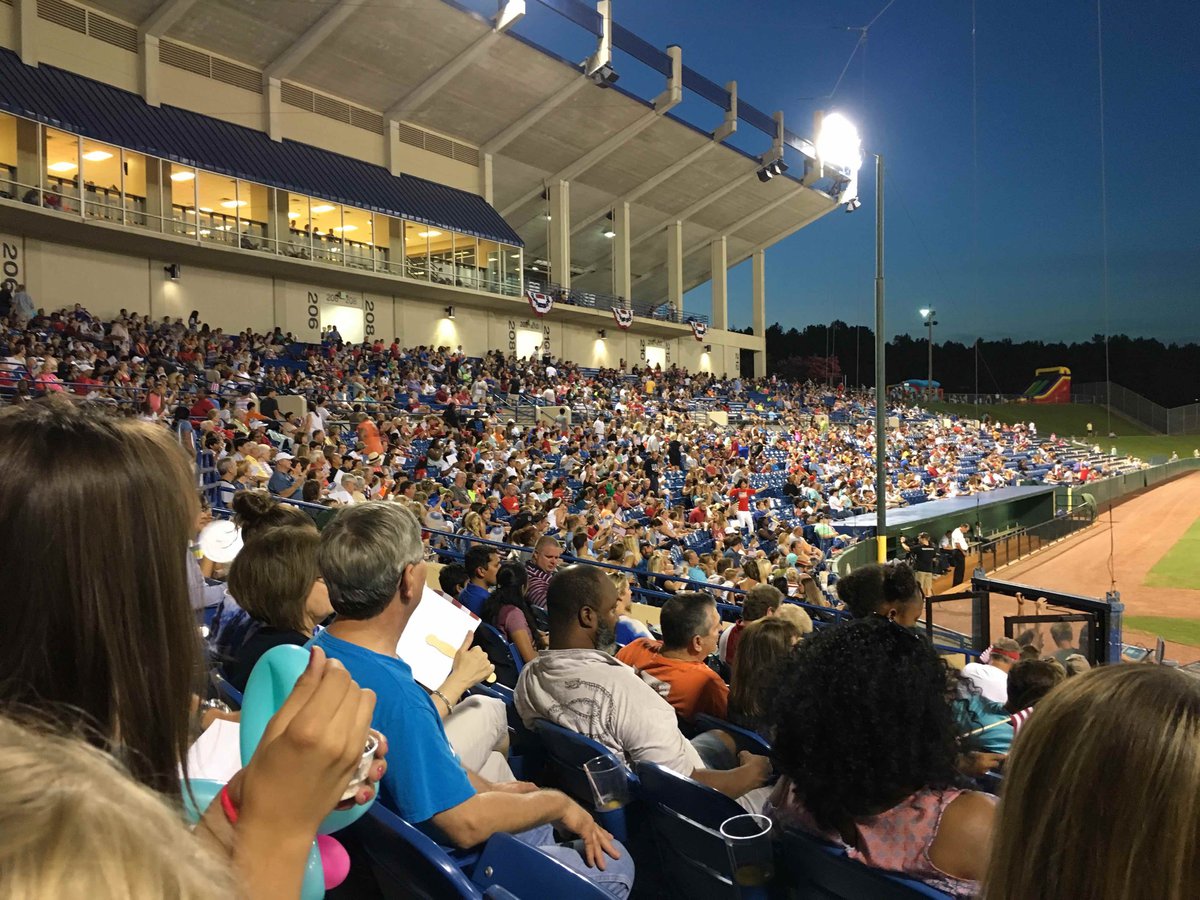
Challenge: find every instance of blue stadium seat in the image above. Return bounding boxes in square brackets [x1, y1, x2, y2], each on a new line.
[634, 761, 745, 899]
[777, 828, 954, 899]
[533, 719, 638, 843]
[691, 712, 772, 757]
[351, 804, 615, 900]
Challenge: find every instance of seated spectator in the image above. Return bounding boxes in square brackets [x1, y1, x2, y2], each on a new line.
[986, 666, 1200, 900]
[311, 504, 633, 894]
[525, 535, 564, 608]
[836, 561, 924, 627]
[773, 602, 815, 636]
[0, 398, 384, 898]
[223, 523, 332, 692]
[460, 544, 500, 616]
[961, 637, 1020, 704]
[718, 584, 783, 666]
[437, 564, 468, 603]
[727, 617, 802, 739]
[768, 617, 995, 898]
[611, 571, 652, 646]
[616, 591, 729, 722]
[516, 567, 771, 809]
[482, 561, 545, 664]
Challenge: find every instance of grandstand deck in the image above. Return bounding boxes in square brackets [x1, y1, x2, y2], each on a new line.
[839, 484, 1057, 537]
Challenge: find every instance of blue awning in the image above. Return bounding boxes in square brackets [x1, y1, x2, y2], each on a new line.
[0, 48, 522, 246]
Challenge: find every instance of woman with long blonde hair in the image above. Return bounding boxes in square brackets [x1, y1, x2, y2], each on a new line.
[985, 666, 1200, 900]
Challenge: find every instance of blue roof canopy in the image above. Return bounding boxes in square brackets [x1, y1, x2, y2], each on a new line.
[0, 48, 522, 246]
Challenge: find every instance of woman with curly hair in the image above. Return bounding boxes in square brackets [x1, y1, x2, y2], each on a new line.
[835, 560, 924, 627]
[767, 617, 994, 898]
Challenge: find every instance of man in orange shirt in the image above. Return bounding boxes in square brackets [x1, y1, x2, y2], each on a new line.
[356, 412, 384, 459]
[616, 592, 727, 722]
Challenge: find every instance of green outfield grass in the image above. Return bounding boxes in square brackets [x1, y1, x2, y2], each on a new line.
[1144, 514, 1200, 589]
[922, 401, 1200, 463]
[1123, 616, 1200, 648]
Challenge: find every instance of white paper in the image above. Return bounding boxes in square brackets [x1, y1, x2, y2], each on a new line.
[186, 719, 242, 783]
[396, 586, 482, 691]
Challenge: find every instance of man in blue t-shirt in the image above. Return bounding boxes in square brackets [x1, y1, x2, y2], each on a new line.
[459, 545, 499, 616]
[314, 503, 633, 897]
[267, 453, 300, 499]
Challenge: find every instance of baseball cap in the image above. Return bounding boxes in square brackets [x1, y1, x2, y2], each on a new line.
[275, 452, 295, 462]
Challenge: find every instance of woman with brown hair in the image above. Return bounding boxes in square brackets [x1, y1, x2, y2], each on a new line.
[728, 617, 802, 738]
[0, 398, 384, 898]
[984, 665, 1200, 900]
[224, 525, 334, 692]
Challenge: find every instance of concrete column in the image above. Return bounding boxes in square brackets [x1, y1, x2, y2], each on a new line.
[15, 118, 40, 195]
[143, 158, 166, 232]
[666, 220, 683, 316]
[752, 248, 767, 377]
[265, 77, 283, 142]
[268, 189, 291, 251]
[141, 34, 161, 106]
[386, 121, 402, 176]
[388, 217, 404, 274]
[547, 179, 571, 289]
[710, 235, 728, 330]
[479, 152, 494, 205]
[15, 0, 38, 66]
[612, 200, 631, 302]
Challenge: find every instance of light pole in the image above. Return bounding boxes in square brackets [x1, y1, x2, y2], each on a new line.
[919, 307, 937, 401]
[817, 112, 881, 561]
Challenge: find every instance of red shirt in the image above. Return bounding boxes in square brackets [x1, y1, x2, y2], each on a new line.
[730, 488, 755, 512]
[501, 495, 520, 514]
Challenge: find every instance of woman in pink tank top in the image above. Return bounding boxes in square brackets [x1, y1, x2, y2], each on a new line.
[766, 614, 996, 898]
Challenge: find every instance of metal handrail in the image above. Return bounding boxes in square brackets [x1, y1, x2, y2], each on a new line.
[525, 279, 709, 326]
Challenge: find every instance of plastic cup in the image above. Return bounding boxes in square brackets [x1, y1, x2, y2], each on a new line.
[339, 732, 380, 801]
[583, 755, 630, 811]
[818, 571, 830, 590]
[720, 813, 774, 891]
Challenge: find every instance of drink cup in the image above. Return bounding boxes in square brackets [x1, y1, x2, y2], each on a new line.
[721, 813, 774, 893]
[583, 755, 630, 811]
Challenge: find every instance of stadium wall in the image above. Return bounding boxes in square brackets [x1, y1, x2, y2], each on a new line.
[11, 232, 748, 374]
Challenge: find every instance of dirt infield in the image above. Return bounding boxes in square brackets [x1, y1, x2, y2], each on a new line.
[976, 471, 1200, 664]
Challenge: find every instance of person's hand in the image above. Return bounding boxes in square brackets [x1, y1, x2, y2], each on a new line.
[557, 800, 621, 870]
[738, 750, 772, 787]
[234, 647, 376, 837]
[442, 633, 495, 694]
[959, 751, 1006, 777]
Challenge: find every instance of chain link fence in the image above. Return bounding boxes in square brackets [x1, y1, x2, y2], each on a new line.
[1073, 381, 1200, 435]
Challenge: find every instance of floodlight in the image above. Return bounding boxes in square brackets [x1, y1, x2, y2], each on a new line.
[164, 264, 181, 281]
[844, 197, 862, 213]
[445, 306, 455, 319]
[816, 113, 862, 171]
[920, 308, 932, 318]
[588, 64, 619, 88]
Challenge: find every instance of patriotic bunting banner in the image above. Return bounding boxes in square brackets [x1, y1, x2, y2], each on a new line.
[526, 289, 554, 317]
[612, 306, 634, 330]
[690, 320, 708, 341]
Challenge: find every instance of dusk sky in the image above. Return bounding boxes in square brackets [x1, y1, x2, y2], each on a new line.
[473, 0, 1200, 344]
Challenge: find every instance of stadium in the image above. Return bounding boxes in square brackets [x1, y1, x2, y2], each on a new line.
[2, 2, 1198, 899]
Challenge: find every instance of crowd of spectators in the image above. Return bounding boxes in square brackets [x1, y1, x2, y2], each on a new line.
[2, 304, 1195, 899]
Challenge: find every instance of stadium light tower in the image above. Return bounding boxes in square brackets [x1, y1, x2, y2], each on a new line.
[920, 307, 938, 401]
[818, 112, 885, 563]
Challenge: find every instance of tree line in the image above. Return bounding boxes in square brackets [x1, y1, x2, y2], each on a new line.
[747, 323, 1200, 408]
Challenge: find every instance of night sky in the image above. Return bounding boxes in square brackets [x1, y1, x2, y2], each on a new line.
[469, 0, 1200, 344]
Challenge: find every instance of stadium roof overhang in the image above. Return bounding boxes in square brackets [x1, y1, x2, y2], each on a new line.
[75, 0, 846, 307]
